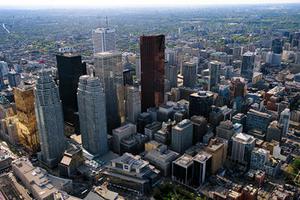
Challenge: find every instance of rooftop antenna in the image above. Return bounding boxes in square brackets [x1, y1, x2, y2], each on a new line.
[105, 16, 109, 28]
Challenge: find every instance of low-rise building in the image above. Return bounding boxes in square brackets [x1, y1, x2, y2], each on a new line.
[144, 144, 179, 176]
[102, 153, 161, 195]
[12, 158, 73, 200]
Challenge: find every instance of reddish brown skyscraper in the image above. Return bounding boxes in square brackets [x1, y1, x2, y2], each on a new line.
[140, 35, 165, 112]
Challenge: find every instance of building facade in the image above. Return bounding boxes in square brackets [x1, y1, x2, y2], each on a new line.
[56, 53, 86, 132]
[34, 70, 66, 168]
[140, 35, 165, 111]
[92, 28, 116, 54]
[94, 52, 125, 133]
[77, 75, 108, 156]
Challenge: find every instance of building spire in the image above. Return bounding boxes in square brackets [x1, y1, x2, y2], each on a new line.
[105, 16, 108, 28]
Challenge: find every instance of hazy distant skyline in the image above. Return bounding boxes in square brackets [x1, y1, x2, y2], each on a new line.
[1, 0, 300, 8]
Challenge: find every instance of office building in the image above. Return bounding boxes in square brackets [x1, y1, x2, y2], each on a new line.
[103, 153, 161, 195]
[135, 54, 141, 81]
[157, 104, 173, 122]
[231, 77, 246, 98]
[144, 144, 179, 176]
[56, 53, 86, 131]
[0, 116, 19, 146]
[123, 68, 134, 85]
[94, 51, 125, 133]
[0, 61, 8, 76]
[189, 91, 214, 118]
[216, 120, 235, 140]
[192, 151, 212, 187]
[182, 61, 197, 88]
[7, 71, 21, 87]
[246, 109, 272, 133]
[140, 35, 165, 111]
[250, 148, 269, 170]
[271, 38, 283, 54]
[231, 133, 255, 165]
[154, 120, 174, 145]
[165, 64, 177, 88]
[34, 70, 66, 168]
[172, 152, 212, 188]
[137, 112, 153, 134]
[279, 108, 290, 136]
[171, 119, 193, 154]
[125, 86, 141, 123]
[144, 121, 162, 140]
[59, 144, 84, 178]
[190, 115, 208, 144]
[266, 121, 282, 142]
[172, 154, 194, 186]
[120, 133, 148, 155]
[232, 113, 247, 128]
[77, 75, 108, 156]
[112, 123, 136, 154]
[205, 138, 228, 174]
[209, 106, 224, 129]
[92, 27, 116, 53]
[241, 52, 255, 80]
[14, 85, 39, 152]
[12, 158, 73, 200]
[209, 61, 221, 91]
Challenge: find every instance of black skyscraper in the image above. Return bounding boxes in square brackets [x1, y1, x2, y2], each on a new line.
[272, 38, 283, 54]
[140, 35, 165, 112]
[189, 91, 214, 119]
[56, 54, 86, 132]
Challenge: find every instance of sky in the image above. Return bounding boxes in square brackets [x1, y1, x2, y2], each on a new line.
[1, 0, 300, 8]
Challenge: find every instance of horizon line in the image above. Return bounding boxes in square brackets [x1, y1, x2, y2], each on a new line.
[1, 2, 300, 10]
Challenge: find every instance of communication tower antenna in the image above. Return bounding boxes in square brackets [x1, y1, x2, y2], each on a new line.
[105, 16, 109, 28]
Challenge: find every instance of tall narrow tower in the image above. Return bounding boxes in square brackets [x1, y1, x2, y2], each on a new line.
[92, 27, 116, 54]
[34, 70, 66, 168]
[77, 75, 108, 156]
[140, 35, 165, 111]
[94, 51, 125, 133]
[56, 53, 86, 132]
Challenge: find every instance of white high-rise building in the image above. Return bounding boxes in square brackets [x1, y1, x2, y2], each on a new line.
[279, 108, 290, 136]
[92, 28, 116, 54]
[135, 54, 141, 82]
[125, 86, 141, 123]
[231, 133, 255, 165]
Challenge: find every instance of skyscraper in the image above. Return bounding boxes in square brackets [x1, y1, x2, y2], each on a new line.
[279, 108, 290, 136]
[8, 71, 21, 87]
[241, 52, 255, 80]
[34, 70, 66, 168]
[246, 109, 272, 133]
[182, 61, 197, 88]
[271, 38, 283, 54]
[231, 132, 255, 165]
[135, 54, 141, 82]
[190, 115, 208, 144]
[165, 64, 177, 89]
[56, 53, 86, 132]
[208, 61, 220, 91]
[140, 35, 165, 112]
[231, 77, 246, 98]
[77, 75, 108, 156]
[125, 86, 141, 123]
[92, 28, 116, 54]
[189, 91, 214, 118]
[14, 85, 39, 152]
[171, 119, 193, 154]
[94, 51, 125, 133]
